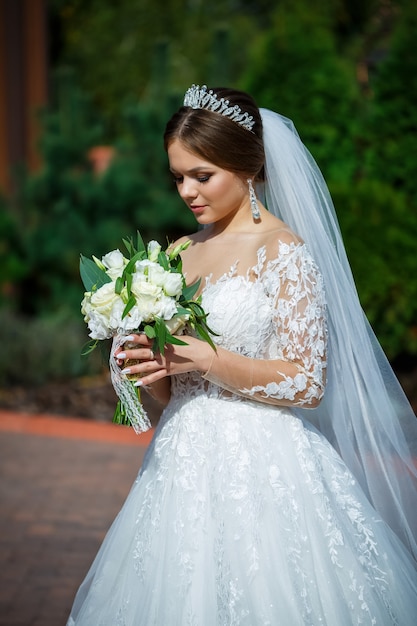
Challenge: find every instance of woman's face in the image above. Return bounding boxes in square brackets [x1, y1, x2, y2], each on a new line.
[167, 139, 249, 227]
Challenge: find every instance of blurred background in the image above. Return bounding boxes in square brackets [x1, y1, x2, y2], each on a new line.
[1, 0, 416, 419]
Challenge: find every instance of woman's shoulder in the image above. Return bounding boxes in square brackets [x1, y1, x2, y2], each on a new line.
[261, 216, 304, 253]
[260, 218, 323, 278]
[169, 231, 204, 249]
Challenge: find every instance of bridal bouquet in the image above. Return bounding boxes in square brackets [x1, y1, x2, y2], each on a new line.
[80, 232, 215, 433]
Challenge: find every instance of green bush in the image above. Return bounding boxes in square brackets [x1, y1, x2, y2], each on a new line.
[242, 5, 360, 184]
[365, 2, 417, 204]
[332, 179, 417, 358]
[0, 197, 28, 304]
[10, 78, 194, 319]
[0, 308, 106, 386]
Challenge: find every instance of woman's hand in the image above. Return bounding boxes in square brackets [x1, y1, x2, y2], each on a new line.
[115, 333, 213, 387]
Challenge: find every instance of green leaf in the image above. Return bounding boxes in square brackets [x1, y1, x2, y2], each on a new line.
[144, 324, 156, 338]
[123, 250, 146, 277]
[165, 333, 188, 347]
[182, 279, 201, 301]
[80, 339, 99, 356]
[176, 306, 191, 316]
[195, 324, 217, 350]
[188, 300, 206, 317]
[122, 236, 134, 257]
[126, 270, 133, 294]
[115, 275, 124, 295]
[122, 294, 137, 319]
[153, 318, 166, 354]
[80, 255, 111, 291]
[136, 230, 146, 255]
[158, 250, 169, 270]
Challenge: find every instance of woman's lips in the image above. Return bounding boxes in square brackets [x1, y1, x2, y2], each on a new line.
[190, 205, 206, 214]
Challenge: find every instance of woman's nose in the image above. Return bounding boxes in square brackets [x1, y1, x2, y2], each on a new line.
[179, 177, 198, 200]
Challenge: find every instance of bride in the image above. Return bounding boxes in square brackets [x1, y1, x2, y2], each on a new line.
[67, 86, 417, 625]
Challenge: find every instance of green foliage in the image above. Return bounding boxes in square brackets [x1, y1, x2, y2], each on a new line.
[242, 4, 361, 183]
[332, 179, 417, 358]
[0, 308, 105, 386]
[53, 1, 262, 132]
[365, 1, 417, 203]
[79, 256, 111, 292]
[0, 197, 28, 304]
[10, 74, 195, 319]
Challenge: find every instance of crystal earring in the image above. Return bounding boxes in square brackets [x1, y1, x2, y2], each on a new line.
[247, 178, 260, 220]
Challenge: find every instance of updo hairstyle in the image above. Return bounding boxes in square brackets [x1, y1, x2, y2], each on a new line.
[164, 88, 265, 182]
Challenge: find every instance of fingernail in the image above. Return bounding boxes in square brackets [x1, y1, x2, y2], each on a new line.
[118, 352, 126, 359]
[124, 335, 134, 341]
[121, 368, 131, 374]
[134, 380, 143, 387]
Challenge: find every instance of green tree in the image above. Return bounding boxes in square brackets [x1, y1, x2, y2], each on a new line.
[50, 0, 264, 132]
[0, 195, 27, 306]
[242, 4, 361, 184]
[365, 1, 417, 204]
[332, 180, 417, 358]
[13, 70, 193, 317]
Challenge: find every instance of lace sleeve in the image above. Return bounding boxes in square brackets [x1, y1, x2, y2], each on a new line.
[202, 242, 327, 408]
[241, 242, 327, 406]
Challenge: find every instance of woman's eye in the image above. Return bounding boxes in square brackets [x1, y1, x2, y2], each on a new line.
[172, 174, 211, 184]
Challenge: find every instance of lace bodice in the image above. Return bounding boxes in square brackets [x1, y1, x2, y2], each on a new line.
[171, 241, 327, 407]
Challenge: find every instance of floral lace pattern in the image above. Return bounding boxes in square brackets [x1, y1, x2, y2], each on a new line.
[171, 241, 327, 407]
[241, 242, 327, 404]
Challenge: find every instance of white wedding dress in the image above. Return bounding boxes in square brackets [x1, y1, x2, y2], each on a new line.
[67, 241, 417, 625]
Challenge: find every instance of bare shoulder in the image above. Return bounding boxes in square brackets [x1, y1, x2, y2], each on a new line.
[261, 213, 304, 247]
[167, 233, 198, 258]
[169, 231, 204, 249]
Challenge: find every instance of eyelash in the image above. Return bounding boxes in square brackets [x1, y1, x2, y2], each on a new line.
[172, 175, 211, 184]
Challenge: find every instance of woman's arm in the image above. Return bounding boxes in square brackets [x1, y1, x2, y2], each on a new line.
[116, 330, 325, 409]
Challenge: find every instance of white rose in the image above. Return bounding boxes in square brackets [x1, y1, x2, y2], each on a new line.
[108, 298, 124, 330]
[161, 272, 183, 297]
[134, 259, 152, 275]
[101, 249, 127, 280]
[119, 304, 143, 333]
[165, 313, 190, 334]
[154, 294, 177, 320]
[146, 263, 182, 296]
[131, 277, 163, 322]
[147, 240, 162, 262]
[147, 262, 168, 287]
[87, 310, 111, 340]
[110, 300, 143, 334]
[146, 264, 183, 297]
[90, 282, 120, 317]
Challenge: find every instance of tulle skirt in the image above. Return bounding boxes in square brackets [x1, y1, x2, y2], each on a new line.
[67, 393, 417, 625]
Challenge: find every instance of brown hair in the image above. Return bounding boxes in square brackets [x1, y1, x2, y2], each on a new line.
[164, 87, 265, 181]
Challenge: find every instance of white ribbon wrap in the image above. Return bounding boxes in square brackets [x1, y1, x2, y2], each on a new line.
[109, 335, 152, 434]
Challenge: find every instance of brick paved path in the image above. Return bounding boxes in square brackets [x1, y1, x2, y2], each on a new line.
[0, 411, 153, 626]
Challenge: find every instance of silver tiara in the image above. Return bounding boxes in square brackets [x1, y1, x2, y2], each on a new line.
[183, 84, 255, 132]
